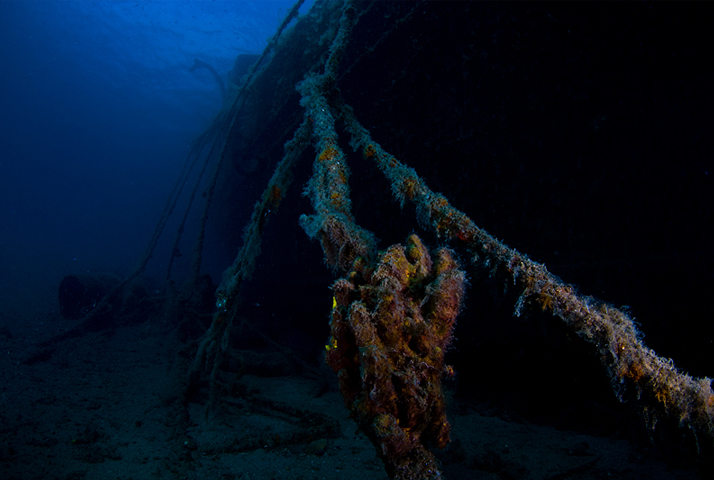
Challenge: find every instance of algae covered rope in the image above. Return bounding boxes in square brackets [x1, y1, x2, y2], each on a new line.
[188, 118, 311, 411]
[296, 2, 457, 478]
[186, 0, 312, 413]
[297, 1, 713, 472]
[180, 0, 308, 288]
[296, 0, 377, 271]
[332, 91, 714, 464]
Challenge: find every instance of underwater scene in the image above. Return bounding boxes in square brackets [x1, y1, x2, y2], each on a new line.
[0, 1, 712, 479]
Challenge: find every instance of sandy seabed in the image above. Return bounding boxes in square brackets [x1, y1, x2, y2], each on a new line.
[0, 311, 700, 480]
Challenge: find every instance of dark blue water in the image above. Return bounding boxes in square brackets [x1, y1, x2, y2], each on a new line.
[0, 1, 307, 315]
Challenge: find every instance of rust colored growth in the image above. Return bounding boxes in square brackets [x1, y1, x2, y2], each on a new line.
[318, 145, 340, 162]
[310, 213, 375, 271]
[329, 190, 348, 211]
[536, 290, 556, 312]
[363, 143, 377, 158]
[372, 244, 413, 287]
[455, 228, 474, 243]
[401, 177, 421, 200]
[425, 249, 466, 341]
[615, 346, 647, 384]
[431, 204, 469, 239]
[703, 383, 714, 409]
[326, 234, 465, 476]
[267, 184, 282, 209]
